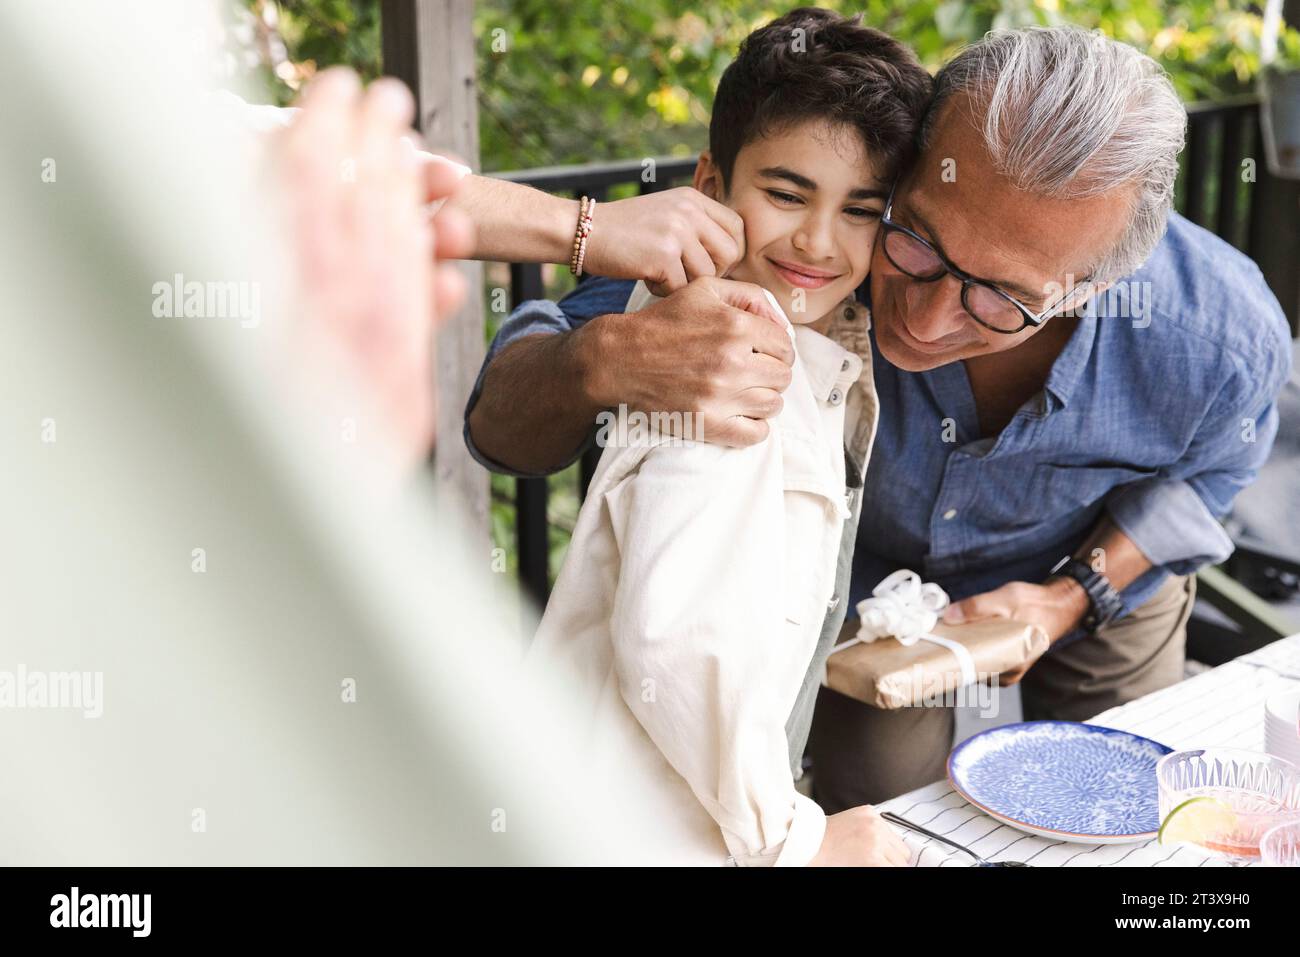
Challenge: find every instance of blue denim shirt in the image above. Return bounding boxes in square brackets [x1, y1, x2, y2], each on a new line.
[464, 213, 1292, 623]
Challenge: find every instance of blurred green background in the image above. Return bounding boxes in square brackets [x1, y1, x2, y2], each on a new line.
[236, 0, 1300, 172]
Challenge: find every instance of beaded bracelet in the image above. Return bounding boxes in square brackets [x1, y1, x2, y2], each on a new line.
[569, 196, 596, 276]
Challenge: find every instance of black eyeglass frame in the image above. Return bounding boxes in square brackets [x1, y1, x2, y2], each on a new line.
[879, 182, 1090, 335]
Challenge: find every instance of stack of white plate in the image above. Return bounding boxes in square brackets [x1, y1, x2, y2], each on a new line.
[1265, 690, 1300, 766]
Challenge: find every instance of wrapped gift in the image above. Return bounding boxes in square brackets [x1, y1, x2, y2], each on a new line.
[824, 570, 1050, 710]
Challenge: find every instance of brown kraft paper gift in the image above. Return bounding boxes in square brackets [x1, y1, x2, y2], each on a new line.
[825, 618, 1050, 710]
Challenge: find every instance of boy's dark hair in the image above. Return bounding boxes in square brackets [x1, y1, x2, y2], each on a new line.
[709, 8, 932, 189]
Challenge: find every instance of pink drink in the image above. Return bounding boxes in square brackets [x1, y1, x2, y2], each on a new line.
[1156, 749, 1300, 865]
[1179, 788, 1297, 859]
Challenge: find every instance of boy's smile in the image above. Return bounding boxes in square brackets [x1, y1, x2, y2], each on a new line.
[765, 257, 843, 290]
[693, 118, 887, 324]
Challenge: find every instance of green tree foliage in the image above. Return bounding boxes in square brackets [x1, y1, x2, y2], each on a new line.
[242, 0, 1300, 172]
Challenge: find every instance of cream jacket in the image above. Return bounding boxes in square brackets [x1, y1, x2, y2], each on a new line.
[529, 281, 878, 865]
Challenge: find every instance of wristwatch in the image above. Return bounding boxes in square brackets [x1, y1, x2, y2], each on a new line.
[1050, 556, 1125, 633]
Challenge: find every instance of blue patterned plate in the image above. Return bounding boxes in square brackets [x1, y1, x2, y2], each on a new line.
[948, 721, 1173, 844]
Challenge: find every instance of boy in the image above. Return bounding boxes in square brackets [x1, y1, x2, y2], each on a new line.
[530, 8, 931, 865]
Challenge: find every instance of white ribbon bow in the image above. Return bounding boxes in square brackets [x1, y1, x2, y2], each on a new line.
[831, 569, 978, 688]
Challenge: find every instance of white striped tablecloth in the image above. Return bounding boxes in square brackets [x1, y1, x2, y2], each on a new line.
[878, 634, 1300, 867]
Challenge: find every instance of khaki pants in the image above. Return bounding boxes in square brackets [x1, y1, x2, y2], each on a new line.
[807, 574, 1196, 813]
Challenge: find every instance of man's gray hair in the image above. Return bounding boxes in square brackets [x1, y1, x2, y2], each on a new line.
[921, 26, 1186, 282]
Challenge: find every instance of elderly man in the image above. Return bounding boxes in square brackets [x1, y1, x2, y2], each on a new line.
[463, 26, 1293, 811]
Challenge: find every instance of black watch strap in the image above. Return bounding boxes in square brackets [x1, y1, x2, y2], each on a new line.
[1050, 556, 1124, 633]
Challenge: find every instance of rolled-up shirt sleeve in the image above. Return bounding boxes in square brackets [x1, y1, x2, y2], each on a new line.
[462, 278, 636, 477]
[1106, 344, 1291, 576]
[602, 437, 826, 866]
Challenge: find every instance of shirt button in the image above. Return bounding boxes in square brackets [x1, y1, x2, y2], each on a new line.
[942, 508, 958, 520]
[828, 388, 844, 406]
[827, 595, 840, 611]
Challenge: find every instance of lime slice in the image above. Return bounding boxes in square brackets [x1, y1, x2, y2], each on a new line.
[1158, 796, 1238, 846]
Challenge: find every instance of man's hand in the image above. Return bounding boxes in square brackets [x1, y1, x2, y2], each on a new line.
[942, 577, 1090, 685]
[584, 187, 745, 295]
[582, 276, 795, 448]
[809, 806, 911, 867]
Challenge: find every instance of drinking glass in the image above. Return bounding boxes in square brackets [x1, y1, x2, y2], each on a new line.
[1156, 748, 1300, 864]
[1261, 820, 1300, 866]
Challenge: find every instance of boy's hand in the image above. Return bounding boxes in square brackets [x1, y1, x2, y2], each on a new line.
[809, 806, 911, 867]
[585, 187, 745, 295]
[583, 276, 794, 448]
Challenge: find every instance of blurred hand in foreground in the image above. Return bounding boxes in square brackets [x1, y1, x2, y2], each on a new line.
[272, 67, 474, 474]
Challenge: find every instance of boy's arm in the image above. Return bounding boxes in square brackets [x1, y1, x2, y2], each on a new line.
[603, 438, 825, 866]
[222, 92, 745, 289]
[443, 175, 745, 293]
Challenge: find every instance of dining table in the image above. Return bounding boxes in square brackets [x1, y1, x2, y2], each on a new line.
[878, 632, 1300, 866]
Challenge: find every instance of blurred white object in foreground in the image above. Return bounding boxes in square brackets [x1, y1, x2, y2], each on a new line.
[0, 0, 675, 865]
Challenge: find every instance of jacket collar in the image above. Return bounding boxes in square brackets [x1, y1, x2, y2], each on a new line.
[794, 296, 872, 403]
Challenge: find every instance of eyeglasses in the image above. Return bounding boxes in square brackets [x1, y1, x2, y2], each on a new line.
[879, 183, 1088, 335]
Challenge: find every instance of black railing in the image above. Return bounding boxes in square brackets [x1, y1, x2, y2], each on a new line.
[491, 99, 1300, 606]
[1180, 96, 1300, 275]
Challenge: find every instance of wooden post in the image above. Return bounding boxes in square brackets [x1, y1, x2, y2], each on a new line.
[382, 0, 489, 534]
